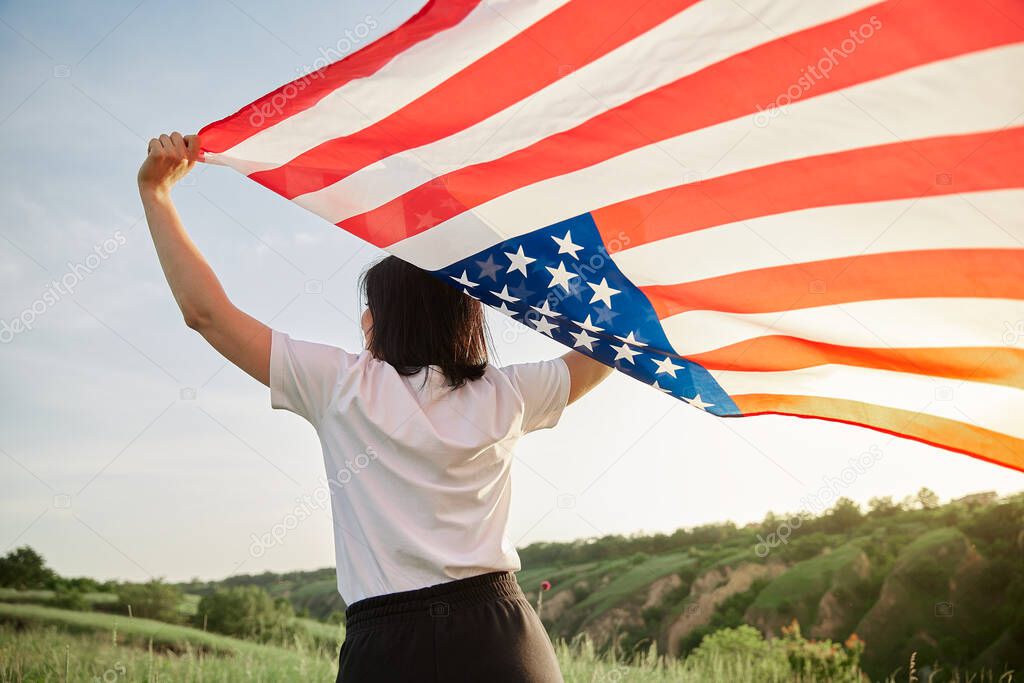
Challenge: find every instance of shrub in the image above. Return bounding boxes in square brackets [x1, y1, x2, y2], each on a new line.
[685, 623, 865, 682]
[117, 579, 184, 624]
[689, 624, 776, 662]
[779, 619, 865, 682]
[50, 586, 88, 611]
[780, 532, 831, 562]
[195, 586, 296, 644]
[629, 552, 650, 566]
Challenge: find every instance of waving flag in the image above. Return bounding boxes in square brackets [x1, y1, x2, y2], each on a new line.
[199, 0, 1024, 471]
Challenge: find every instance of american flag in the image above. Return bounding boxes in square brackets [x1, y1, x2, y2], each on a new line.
[199, 0, 1024, 472]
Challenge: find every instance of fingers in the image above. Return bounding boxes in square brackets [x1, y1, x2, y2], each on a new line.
[170, 131, 187, 157]
[184, 134, 201, 163]
[147, 132, 199, 162]
[148, 135, 170, 157]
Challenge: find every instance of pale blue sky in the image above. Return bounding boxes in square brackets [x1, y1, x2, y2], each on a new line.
[1, 0, 1019, 583]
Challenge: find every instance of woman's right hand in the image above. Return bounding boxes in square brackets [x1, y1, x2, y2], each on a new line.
[138, 130, 271, 387]
[138, 132, 200, 199]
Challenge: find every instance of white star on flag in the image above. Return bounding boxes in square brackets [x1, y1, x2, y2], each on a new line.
[611, 342, 641, 364]
[614, 331, 647, 347]
[504, 245, 536, 276]
[530, 300, 561, 317]
[570, 329, 599, 351]
[450, 271, 478, 288]
[684, 394, 714, 410]
[491, 285, 520, 303]
[545, 261, 579, 292]
[653, 356, 683, 377]
[651, 381, 672, 394]
[531, 316, 558, 337]
[551, 230, 584, 259]
[496, 301, 516, 316]
[571, 314, 603, 332]
[587, 277, 621, 307]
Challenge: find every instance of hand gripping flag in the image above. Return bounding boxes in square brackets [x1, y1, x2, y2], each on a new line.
[199, 0, 1024, 471]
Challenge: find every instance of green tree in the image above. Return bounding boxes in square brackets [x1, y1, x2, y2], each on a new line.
[0, 546, 56, 589]
[823, 498, 863, 533]
[117, 579, 184, 623]
[51, 586, 89, 611]
[962, 500, 1024, 554]
[917, 487, 940, 510]
[867, 496, 901, 517]
[195, 585, 296, 643]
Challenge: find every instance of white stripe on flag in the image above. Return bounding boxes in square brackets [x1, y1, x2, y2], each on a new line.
[709, 364, 1024, 439]
[389, 43, 1024, 269]
[660, 298, 1024, 357]
[208, 0, 572, 174]
[295, 0, 878, 221]
[611, 190, 1024, 287]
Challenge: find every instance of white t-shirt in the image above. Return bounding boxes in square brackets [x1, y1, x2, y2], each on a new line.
[269, 329, 571, 605]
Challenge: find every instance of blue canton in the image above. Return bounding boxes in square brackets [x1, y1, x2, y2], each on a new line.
[432, 213, 739, 416]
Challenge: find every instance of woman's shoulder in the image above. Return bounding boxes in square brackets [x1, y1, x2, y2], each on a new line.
[495, 357, 569, 387]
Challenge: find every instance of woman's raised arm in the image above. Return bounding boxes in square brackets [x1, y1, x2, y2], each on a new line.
[138, 133, 271, 386]
[560, 349, 614, 405]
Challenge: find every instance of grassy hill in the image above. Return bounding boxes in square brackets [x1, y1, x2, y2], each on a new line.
[172, 491, 1023, 679]
[0, 603, 295, 656]
[0, 603, 778, 682]
[2, 490, 1021, 681]
[745, 539, 872, 637]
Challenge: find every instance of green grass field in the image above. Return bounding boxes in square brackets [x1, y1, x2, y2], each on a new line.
[516, 560, 601, 597]
[0, 615, 821, 683]
[0, 603, 287, 656]
[0, 603, 705, 682]
[0, 588, 118, 608]
[0, 624, 754, 683]
[0, 600, 1013, 682]
[750, 541, 865, 618]
[0, 625, 336, 682]
[574, 551, 693, 615]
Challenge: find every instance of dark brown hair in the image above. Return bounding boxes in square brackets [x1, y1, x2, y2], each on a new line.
[359, 256, 489, 388]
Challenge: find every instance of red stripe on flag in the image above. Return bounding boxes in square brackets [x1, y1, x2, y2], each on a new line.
[198, 0, 482, 154]
[642, 248, 1024, 318]
[731, 395, 1024, 472]
[337, 0, 1024, 245]
[250, 0, 701, 199]
[594, 127, 1024, 251]
[689, 339, 1024, 390]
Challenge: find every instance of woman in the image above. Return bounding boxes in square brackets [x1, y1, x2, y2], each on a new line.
[138, 132, 613, 682]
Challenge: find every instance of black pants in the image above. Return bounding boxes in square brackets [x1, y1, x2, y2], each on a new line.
[336, 571, 564, 682]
